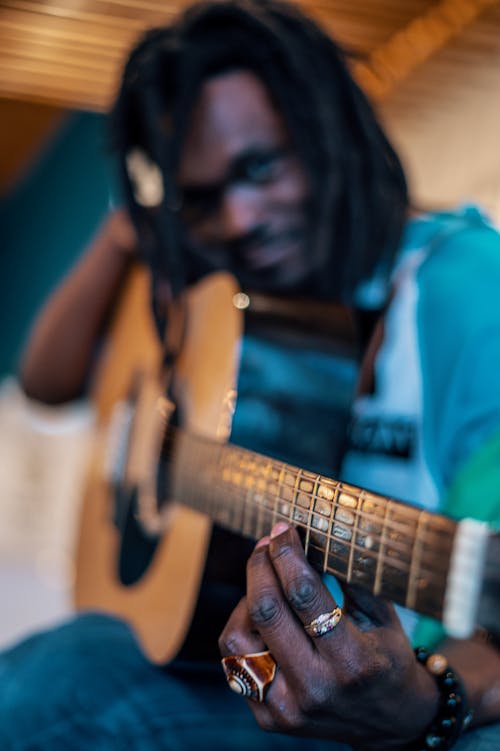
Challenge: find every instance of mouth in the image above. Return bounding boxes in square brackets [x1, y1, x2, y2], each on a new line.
[237, 231, 304, 272]
[241, 243, 295, 271]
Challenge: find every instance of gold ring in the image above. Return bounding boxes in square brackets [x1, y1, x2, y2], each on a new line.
[221, 649, 277, 703]
[304, 607, 342, 637]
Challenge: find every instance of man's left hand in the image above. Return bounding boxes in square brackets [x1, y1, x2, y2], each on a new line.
[219, 522, 438, 750]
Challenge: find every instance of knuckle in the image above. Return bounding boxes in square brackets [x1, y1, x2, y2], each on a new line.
[342, 651, 389, 693]
[284, 571, 321, 613]
[302, 681, 332, 711]
[218, 629, 241, 656]
[248, 591, 283, 627]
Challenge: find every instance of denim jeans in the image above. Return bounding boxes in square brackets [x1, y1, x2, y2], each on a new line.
[0, 613, 498, 751]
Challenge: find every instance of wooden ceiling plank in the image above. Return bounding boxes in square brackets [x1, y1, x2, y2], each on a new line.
[0, 74, 112, 100]
[82, 0, 181, 15]
[353, 0, 499, 98]
[1, 26, 123, 59]
[0, 68, 114, 105]
[0, 42, 117, 75]
[2, 0, 148, 31]
[0, 55, 117, 85]
[0, 83, 108, 111]
[1, 12, 136, 48]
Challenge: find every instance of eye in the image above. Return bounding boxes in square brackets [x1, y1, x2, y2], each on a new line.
[241, 149, 286, 184]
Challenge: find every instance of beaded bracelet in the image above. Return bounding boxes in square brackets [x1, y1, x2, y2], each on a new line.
[407, 647, 473, 751]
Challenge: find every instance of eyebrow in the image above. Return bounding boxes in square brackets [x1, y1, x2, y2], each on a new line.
[179, 144, 288, 195]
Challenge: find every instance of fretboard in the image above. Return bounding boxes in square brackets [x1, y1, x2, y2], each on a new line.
[172, 432, 457, 622]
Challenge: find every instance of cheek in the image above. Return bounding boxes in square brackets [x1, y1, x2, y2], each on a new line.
[270, 167, 310, 206]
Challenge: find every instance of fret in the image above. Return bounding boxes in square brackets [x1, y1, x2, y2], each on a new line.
[358, 494, 384, 548]
[272, 463, 285, 522]
[240, 454, 257, 538]
[373, 498, 391, 596]
[170, 432, 471, 625]
[318, 478, 338, 574]
[347, 489, 362, 584]
[406, 511, 427, 611]
[262, 461, 280, 519]
[377, 501, 420, 603]
[254, 488, 265, 539]
[312, 480, 337, 549]
[338, 488, 378, 591]
[291, 469, 316, 528]
[279, 467, 298, 523]
[296, 471, 319, 560]
[335, 488, 359, 573]
[278, 464, 296, 519]
[241, 485, 252, 539]
[414, 515, 455, 619]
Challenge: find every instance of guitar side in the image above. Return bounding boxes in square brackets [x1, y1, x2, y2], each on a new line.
[74, 268, 242, 664]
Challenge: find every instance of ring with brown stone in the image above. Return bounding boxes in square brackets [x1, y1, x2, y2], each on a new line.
[221, 650, 277, 703]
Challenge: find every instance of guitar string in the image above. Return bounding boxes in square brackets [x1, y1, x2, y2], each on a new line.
[130, 417, 470, 609]
[172, 430, 456, 560]
[206, 468, 455, 579]
[195, 469, 450, 615]
[155, 430, 478, 616]
[181, 439, 454, 589]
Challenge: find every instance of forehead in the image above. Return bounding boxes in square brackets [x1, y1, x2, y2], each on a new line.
[177, 69, 289, 185]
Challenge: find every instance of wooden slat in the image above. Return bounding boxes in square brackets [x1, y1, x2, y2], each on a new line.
[354, 0, 500, 98]
[0, 0, 499, 111]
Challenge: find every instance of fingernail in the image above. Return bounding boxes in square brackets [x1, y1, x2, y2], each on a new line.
[255, 536, 270, 550]
[270, 522, 289, 538]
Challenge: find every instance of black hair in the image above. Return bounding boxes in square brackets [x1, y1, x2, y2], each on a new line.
[111, 0, 408, 305]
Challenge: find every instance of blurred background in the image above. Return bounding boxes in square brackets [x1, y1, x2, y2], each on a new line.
[1, 0, 500, 648]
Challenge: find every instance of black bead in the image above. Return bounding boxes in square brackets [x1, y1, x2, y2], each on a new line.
[442, 672, 456, 689]
[415, 647, 429, 663]
[440, 717, 456, 734]
[411, 649, 469, 751]
[445, 693, 461, 710]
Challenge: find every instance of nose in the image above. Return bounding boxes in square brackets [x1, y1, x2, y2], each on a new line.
[218, 185, 262, 241]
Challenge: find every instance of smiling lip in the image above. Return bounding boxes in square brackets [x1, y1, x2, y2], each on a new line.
[241, 235, 301, 271]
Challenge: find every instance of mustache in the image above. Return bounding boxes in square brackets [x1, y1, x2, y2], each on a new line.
[225, 225, 305, 260]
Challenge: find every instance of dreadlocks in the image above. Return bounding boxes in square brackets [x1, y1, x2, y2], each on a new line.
[111, 0, 408, 304]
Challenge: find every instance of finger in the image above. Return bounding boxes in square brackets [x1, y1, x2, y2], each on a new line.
[219, 594, 285, 724]
[265, 524, 349, 653]
[245, 536, 316, 665]
[219, 596, 266, 658]
[245, 527, 352, 686]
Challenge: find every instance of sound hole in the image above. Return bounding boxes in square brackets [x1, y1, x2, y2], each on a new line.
[117, 486, 160, 586]
[115, 409, 177, 586]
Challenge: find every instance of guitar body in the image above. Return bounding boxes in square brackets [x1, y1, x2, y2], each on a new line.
[74, 269, 243, 664]
[75, 268, 498, 660]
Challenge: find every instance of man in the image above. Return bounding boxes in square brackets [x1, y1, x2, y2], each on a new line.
[4, 1, 500, 749]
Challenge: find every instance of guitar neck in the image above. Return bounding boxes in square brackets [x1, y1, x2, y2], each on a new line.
[172, 432, 458, 624]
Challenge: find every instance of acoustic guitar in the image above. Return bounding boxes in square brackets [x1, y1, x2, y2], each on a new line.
[74, 269, 500, 664]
